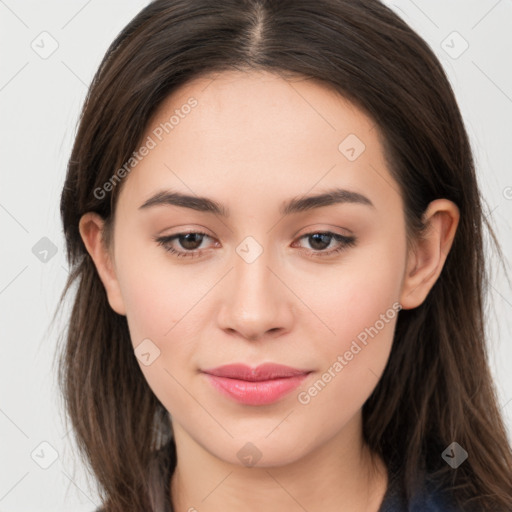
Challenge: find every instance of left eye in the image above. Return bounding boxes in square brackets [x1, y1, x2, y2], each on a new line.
[154, 231, 356, 259]
[292, 232, 356, 257]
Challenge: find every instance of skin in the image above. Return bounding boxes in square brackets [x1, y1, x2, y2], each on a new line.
[79, 70, 459, 512]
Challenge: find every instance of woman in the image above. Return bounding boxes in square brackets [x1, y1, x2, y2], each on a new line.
[57, 0, 512, 510]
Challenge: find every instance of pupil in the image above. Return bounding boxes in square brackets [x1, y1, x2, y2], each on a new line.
[180, 233, 202, 250]
[310, 233, 330, 250]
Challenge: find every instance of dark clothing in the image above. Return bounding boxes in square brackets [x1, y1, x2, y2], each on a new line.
[376, 459, 457, 512]
[96, 440, 459, 511]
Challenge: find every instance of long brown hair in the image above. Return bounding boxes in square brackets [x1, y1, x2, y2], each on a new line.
[56, 0, 512, 510]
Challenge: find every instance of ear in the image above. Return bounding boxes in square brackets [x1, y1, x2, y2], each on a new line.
[78, 212, 126, 315]
[400, 199, 460, 310]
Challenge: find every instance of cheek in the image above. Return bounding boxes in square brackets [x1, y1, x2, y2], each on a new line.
[114, 232, 207, 343]
[119, 270, 180, 345]
[293, 236, 405, 407]
[113, 237, 223, 399]
[114, 248, 207, 409]
[294, 293, 401, 435]
[297, 234, 405, 350]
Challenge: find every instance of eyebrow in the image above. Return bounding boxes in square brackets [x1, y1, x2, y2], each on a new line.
[138, 187, 374, 216]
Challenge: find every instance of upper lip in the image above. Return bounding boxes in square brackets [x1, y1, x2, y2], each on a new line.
[201, 363, 310, 381]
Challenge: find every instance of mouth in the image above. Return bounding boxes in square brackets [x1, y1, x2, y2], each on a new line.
[201, 363, 312, 406]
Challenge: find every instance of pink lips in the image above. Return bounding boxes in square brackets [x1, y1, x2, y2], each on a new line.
[201, 363, 311, 406]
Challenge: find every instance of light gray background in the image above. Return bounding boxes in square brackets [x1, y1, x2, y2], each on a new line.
[1, 1, 511, 510]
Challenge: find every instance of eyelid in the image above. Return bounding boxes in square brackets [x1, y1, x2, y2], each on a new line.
[292, 222, 355, 237]
[155, 225, 216, 237]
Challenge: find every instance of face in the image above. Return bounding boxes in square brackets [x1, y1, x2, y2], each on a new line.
[89, 70, 414, 466]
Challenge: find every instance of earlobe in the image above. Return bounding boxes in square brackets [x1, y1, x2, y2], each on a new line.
[78, 212, 127, 316]
[400, 199, 460, 310]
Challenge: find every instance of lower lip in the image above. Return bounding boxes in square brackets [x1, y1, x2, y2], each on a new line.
[203, 373, 309, 405]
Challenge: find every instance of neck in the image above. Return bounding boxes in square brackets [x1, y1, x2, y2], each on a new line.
[170, 413, 389, 512]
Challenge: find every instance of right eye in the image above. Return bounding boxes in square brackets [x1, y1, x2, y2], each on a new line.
[154, 231, 217, 259]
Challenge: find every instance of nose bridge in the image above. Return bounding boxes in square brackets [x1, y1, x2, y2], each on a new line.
[234, 239, 274, 302]
[217, 235, 292, 339]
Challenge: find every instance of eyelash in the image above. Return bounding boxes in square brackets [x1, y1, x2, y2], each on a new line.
[153, 230, 357, 260]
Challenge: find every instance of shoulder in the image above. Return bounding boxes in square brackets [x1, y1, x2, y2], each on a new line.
[409, 487, 460, 512]
[411, 469, 462, 512]
[378, 466, 460, 512]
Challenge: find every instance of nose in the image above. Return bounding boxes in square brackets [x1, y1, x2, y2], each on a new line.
[216, 243, 294, 342]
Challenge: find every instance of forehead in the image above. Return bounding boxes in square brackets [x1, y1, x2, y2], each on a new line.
[116, 69, 401, 216]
